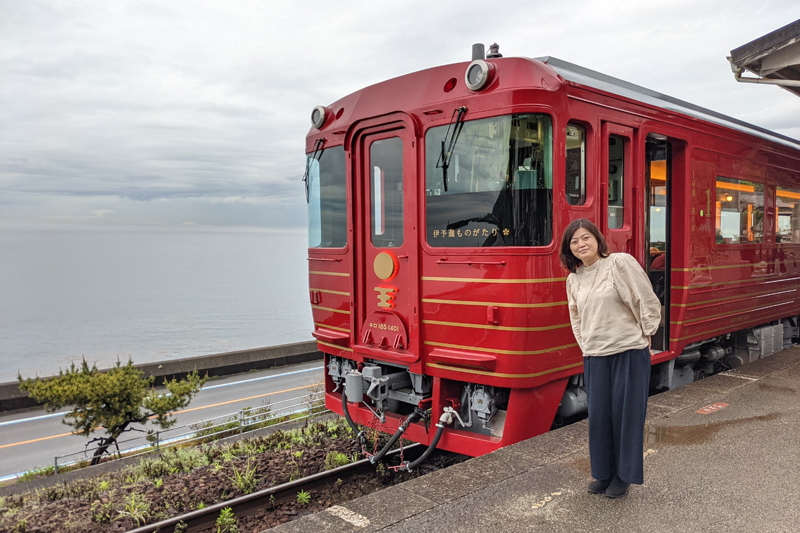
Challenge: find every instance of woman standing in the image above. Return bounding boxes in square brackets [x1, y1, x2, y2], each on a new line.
[560, 218, 661, 499]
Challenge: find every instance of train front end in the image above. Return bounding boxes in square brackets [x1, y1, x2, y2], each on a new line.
[306, 50, 583, 458]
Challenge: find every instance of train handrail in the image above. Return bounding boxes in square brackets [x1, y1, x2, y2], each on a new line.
[436, 258, 506, 266]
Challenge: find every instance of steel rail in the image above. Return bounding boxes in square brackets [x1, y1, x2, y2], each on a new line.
[127, 443, 423, 533]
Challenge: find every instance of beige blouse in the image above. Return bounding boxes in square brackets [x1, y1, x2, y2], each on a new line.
[566, 253, 662, 357]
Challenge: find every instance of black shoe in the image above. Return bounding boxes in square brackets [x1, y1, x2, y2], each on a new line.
[605, 477, 630, 499]
[588, 478, 612, 494]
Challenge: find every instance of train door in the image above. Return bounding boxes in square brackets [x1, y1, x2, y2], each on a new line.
[645, 135, 671, 352]
[601, 123, 637, 255]
[352, 118, 419, 364]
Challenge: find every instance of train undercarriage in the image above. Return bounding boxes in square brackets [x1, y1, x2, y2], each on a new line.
[326, 316, 799, 469]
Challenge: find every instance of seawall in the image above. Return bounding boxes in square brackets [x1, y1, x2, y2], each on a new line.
[0, 340, 322, 413]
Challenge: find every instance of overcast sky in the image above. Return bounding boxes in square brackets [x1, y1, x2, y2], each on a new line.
[2, 1, 799, 229]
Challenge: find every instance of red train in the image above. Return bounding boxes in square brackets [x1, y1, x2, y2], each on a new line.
[304, 44, 800, 461]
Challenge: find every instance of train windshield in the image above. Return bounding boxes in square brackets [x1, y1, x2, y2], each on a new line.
[307, 146, 347, 248]
[425, 114, 553, 247]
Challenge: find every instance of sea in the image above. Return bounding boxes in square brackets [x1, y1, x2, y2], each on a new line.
[0, 225, 314, 383]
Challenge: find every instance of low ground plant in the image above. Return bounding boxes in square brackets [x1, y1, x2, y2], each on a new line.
[324, 451, 352, 470]
[216, 506, 239, 533]
[227, 458, 258, 495]
[0, 418, 367, 532]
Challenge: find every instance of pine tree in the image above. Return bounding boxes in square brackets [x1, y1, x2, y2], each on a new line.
[19, 359, 207, 465]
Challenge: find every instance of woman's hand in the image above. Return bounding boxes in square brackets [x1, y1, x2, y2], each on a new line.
[648, 336, 654, 356]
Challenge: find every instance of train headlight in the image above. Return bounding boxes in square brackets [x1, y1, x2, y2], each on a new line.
[311, 106, 329, 129]
[465, 60, 496, 91]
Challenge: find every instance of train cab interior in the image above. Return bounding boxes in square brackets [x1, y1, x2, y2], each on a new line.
[645, 135, 672, 352]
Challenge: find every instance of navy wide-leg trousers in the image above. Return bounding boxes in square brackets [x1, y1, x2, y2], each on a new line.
[583, 348, 650, 485]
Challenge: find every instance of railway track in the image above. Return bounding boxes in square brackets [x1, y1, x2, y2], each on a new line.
[127, 444, 426, 533]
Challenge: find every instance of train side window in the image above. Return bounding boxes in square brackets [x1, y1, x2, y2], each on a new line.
[308, 146, 347, 248]
[715, 177, 764, 244]
[607, 134, 625, 229]
[566, 124, 586, 205]
[776, 186, 800, 243]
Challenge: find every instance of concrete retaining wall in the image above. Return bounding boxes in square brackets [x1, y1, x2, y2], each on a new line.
[0, 340, 322, 413]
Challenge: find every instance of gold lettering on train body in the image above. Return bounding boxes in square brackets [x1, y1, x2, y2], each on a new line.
[433, 228, 499, 239]
[375, 287, 398, 308]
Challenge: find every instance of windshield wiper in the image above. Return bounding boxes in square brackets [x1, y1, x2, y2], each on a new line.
[446, 213, 499, 230]
[436, 106, 467, 192]
[302, 138, 325, 203]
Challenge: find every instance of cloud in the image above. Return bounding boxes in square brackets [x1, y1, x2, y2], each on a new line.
[2, 0, 800, 228]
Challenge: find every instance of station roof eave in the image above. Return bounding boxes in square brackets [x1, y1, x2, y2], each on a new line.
[729, 19, 800, 98]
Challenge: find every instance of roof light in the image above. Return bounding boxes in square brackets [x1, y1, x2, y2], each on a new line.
[465, 60, 496, 92]
[311, 106, 329, 129]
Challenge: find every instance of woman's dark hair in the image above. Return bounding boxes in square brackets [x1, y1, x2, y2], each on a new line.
[559, 218, 609, 273]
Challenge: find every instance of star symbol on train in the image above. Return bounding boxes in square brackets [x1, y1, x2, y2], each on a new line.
[503, 228, 510, 236]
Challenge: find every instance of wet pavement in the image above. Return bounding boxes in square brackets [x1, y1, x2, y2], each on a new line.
[271, 348, 800, 533]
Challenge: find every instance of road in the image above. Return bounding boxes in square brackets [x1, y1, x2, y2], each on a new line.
[0, 360, 325, 481]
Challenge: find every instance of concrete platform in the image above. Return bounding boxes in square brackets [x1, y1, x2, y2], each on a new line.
[272, 347, 800, 533]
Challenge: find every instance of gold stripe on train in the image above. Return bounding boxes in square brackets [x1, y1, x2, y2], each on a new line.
[310, 288, 351, 296]
[673, 299, 796, 326]
[669, 302, 796, 342]
[426, 361, 583, 379]
[421, 276, 567, 284]
[316, 340, 353, 352]
[311, 305, 351, 315]
[671, 275, 800, 290]
[670, 288, 795, 307]
[424, 340, 578, 355]
[314, 323, 350, 333]
[671, 261, 779, 272]
[421, 298, 567, 309]
[422, 320, 571, 332]
[309, 271, 350, 277]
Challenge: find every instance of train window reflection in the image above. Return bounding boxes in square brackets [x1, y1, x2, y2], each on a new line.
[370, 137, 404, 248]
[307, 146, 347, 248]
[425, 114, 553, 247]
[776, 186, 800, 243]
[715, 177, 764, 244]
[566, 124, 586, 206]
[607, 135, 625, 229]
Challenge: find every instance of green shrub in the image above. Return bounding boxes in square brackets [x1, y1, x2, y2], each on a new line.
[324, 451, 351, 470]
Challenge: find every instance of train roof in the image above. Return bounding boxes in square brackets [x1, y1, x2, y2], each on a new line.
[536, 56, 800, 151]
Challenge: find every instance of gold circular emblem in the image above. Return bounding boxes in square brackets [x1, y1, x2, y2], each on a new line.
[373, 252, 398, 281]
